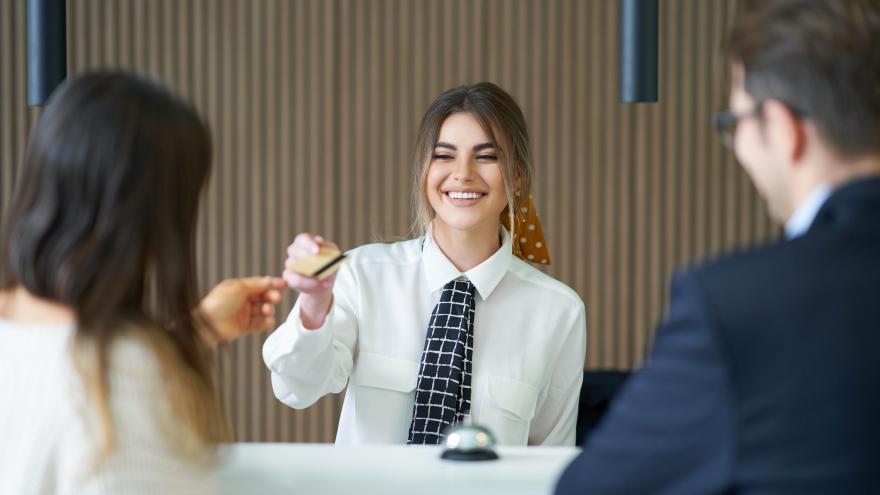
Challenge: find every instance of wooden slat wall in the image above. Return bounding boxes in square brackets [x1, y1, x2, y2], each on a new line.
[0, 0, 775, 443]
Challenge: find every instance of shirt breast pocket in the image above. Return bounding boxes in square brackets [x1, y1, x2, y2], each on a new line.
[352, 352, 420, 442]
[484, 376, 540, 445]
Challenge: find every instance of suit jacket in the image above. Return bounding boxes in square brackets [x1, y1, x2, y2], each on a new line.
[556, 177, 880, 494]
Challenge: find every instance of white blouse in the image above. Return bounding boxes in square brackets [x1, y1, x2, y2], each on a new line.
[263, 227, 587, 446]
[0, 320, 213, 495]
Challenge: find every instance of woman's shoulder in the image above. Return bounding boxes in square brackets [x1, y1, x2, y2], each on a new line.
[74, 327, 170, 430]
[94, 326, 218, 478]
[105, 325, 165, 377]
[506, 258, 586, 314]
[345, 237, 424, 267]
[100, 325, 190, 408]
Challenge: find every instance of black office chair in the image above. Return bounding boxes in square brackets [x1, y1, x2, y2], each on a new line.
[575, 370, 630, 447]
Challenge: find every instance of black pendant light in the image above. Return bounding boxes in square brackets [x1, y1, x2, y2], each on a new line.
[619, 0, 658, 103]
[28, 0, 67, 107]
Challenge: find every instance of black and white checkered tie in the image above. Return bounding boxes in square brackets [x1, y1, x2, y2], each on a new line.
[407, 277, 476, 445]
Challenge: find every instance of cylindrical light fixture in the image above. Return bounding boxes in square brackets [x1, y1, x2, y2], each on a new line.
[619, 0, 658, 103]
[28, 0, 67, 107]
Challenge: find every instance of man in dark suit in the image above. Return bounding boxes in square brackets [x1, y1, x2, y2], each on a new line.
[556, 1, 880, 493]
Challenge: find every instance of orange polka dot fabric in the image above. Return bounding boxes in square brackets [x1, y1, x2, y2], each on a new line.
[501, 193, 551, 266]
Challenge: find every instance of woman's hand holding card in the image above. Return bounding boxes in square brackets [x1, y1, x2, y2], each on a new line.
[282, 233, 344, 329]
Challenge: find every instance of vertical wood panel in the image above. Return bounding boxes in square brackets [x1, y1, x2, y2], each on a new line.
[0, 0, 772, 443]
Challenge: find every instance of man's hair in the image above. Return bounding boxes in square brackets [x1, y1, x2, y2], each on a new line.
[726, 0, 880, 158]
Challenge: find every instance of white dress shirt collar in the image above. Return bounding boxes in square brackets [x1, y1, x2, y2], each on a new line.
[422, 224, 513, 300]
[785, 184, 832, 239]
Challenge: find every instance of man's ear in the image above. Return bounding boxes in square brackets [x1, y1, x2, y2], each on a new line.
[763, 99, 808, 166]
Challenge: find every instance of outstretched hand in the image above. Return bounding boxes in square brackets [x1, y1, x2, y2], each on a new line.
[200, 276, 287, 345]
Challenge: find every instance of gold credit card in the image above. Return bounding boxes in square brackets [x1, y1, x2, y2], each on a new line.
[287, 247, 348, 279]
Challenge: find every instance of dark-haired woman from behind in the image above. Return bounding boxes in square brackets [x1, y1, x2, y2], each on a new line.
[0, 71, 285, 494]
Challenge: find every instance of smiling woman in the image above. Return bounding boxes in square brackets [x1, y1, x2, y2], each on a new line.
[264, 82, 587, 447]
[425, 112, 510, 269]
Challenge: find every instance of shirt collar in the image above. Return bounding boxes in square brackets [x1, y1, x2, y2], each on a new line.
[422, 224, 513, 300]
[785, 184, 832, 239]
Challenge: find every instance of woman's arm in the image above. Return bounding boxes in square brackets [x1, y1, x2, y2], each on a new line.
[262, 234, 359, 409]
[529, 301, 587, 446]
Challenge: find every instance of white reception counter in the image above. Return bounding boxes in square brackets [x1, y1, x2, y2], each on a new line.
[216, 443, 580, 495]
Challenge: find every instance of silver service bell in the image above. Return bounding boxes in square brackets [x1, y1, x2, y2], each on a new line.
[441, 420, 499, 461]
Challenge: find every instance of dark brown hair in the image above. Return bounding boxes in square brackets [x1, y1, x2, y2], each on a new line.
[410, 82, 534, 236]
[725, 0, 880, 158]
[0, 71, 229, 461]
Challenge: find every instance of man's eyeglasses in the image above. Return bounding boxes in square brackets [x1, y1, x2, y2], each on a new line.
[712, 102, 764, 148]
[713, 101, 808, 148]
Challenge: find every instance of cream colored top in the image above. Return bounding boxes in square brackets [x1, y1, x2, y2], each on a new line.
[0, 319, 213, 495]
